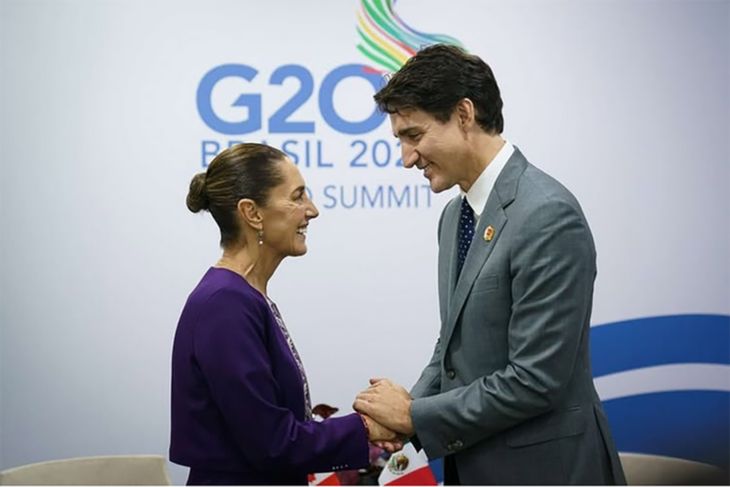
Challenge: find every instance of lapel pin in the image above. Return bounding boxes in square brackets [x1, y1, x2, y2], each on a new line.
[484, 225, 495, 242]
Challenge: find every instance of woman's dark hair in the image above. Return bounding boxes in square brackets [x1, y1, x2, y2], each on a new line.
[186, 143, 286, 248]
[374, 44, 504, 134]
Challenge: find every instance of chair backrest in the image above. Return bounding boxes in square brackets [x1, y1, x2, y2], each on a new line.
[619, 452, 728, 485]
[0, 455, 171, 485]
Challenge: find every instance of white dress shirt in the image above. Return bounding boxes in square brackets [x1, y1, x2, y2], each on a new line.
[462, 140, 514, 225]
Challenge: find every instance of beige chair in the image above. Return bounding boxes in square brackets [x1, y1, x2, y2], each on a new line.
[0, 455, 171, 485]
[620, 452, 729, 485]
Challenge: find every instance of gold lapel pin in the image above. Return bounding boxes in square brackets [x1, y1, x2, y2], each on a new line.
[484, 225, 495, 242]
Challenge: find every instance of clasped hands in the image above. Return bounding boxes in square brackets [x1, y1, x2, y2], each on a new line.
[353, 378, 414, 453]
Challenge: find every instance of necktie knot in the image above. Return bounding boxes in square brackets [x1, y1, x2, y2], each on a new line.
[457, 197, 475, 277]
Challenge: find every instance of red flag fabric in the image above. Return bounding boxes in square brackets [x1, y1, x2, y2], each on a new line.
[308, 471, 342, 485]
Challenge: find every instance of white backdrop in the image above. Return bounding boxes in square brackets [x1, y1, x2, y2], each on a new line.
[1, 0, 728, 484]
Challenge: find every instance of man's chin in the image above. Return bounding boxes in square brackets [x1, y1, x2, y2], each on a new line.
[429, 178, 454, 193]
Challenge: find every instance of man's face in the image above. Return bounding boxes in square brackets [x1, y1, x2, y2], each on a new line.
[390, 108, 468, 193]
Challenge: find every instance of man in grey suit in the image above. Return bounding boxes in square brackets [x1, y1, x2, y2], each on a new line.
[354, 45, 626, 485]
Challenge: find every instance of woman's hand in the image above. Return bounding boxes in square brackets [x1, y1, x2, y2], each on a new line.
[374, 440, 405, 453]
[360, 413, 399, 442]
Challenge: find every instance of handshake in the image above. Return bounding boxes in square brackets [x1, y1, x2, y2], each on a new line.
[352, 378, 415, 453]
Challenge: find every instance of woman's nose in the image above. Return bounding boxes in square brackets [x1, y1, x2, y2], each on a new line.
[307, 199, 319, 219]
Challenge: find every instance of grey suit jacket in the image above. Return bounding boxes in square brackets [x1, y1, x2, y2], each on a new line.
[410, 148, 626, 485]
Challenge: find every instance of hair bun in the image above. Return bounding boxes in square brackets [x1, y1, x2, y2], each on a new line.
[186, 172, 210, 213]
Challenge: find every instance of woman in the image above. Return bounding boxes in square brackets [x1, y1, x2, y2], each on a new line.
[170, 143, 397, 485]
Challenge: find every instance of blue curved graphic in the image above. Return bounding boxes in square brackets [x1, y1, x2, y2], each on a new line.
[591, 314, 730, 376]
[602, 391, 729, 469]
[590, 314, 730, 472]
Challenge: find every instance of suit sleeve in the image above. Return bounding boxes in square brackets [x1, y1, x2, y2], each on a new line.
[410, 199, 596, 459]
[193, 289, 369, 473]
[409, 201, 453, 400]
[410, 338, 442, 399]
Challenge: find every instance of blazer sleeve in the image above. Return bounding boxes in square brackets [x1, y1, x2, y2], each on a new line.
[409, 200, 454, 400]
[410, 198, 596, 459]
[410, 337, 442, 399]
[193, 289, 369, 473]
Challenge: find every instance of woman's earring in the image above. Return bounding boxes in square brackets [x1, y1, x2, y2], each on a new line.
[257, 229, 264, 246]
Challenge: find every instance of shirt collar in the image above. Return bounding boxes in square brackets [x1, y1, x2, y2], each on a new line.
[461, 140, 514, 218]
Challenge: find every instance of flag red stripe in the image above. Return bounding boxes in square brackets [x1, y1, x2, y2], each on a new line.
[386, 467, 437, 485]
[316, 473, 341, 485]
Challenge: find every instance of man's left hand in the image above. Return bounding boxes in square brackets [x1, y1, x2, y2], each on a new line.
[353, 378, 415, 436]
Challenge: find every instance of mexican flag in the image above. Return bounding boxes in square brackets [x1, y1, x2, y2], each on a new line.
[378, 443, 437, 485]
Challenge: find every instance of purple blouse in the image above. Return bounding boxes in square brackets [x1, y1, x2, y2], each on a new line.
[170, 267, 368, 485]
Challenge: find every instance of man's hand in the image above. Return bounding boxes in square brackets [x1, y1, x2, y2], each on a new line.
[354, 378, 415, 436]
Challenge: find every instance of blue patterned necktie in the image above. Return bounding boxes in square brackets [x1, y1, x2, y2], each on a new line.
[457, 196, 476, 277]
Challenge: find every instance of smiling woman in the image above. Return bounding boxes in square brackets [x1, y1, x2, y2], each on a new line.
[170, 143, 399, 485]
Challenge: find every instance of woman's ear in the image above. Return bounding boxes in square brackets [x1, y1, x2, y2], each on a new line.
[237, 198, 263, 231]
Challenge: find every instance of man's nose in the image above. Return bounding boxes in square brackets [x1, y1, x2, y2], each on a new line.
[402, 145, 419, 168]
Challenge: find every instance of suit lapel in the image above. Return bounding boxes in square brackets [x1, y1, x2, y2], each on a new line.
[442, 148, 529, 348]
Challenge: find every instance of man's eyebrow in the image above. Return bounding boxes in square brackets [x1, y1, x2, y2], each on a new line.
[395, 126, 418, 138]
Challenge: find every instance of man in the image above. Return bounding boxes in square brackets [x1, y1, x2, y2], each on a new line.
[354, 44, 626, 485]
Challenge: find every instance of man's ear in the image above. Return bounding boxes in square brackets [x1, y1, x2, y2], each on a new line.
[237, 198, 263, 231]
[455, 98, 476, 131]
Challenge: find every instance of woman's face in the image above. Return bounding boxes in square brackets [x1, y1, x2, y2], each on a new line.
[260, 159, 319, 258]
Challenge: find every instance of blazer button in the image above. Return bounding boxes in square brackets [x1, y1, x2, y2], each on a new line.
[446, 369, 456, 379]
[447, 440, 464, 451]
[447, 440, 463, 451]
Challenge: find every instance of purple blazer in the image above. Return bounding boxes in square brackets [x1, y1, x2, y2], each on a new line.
[170, 267, 368, 485]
